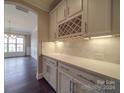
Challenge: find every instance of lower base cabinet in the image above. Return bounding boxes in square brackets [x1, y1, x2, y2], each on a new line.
[58, 71, 103, 93]
[49, 66, 57, 90]
[72, 79, 104, 93]
[42, 56, 119, 93]
[43, 61, 50, 81]
[43, 57, 57, 91]
[58, 71, 73, 93]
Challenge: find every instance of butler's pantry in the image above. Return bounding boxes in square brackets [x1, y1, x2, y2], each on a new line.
[4, 0, 120, 93]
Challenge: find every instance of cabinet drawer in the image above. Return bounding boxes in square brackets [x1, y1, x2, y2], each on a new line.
[59, 62, 104, 84]
[43, 56, 57, 67]
[59, 62, 73, 74]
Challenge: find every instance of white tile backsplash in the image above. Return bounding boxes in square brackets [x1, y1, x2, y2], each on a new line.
[42, 37, 120, 64]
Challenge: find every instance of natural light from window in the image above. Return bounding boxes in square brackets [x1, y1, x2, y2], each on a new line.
[4, 34, 24, 53]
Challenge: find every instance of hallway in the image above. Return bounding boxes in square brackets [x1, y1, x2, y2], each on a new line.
[5, 57, 56, 93]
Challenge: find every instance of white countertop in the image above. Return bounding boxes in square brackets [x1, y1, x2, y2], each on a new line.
[42, 53, 120, 80]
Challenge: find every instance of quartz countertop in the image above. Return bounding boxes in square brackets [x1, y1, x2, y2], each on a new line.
[42, 53, 120, 80]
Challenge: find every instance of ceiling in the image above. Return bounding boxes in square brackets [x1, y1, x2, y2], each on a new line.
[4, 0, 62, 34]
[5, 4, 37, 33]
[23, 0, 54, 12]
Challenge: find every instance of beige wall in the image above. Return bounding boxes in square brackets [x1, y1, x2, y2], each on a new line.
[42, 37, 120, 64]
[5, 0, 49, 74]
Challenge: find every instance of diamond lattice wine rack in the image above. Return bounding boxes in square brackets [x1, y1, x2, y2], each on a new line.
[57, 15, 82, 39]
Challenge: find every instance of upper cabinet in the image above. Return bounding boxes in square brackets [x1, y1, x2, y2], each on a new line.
[112, 0, 120, 34]
[85, 0, 112, 37]
[49, 9, 57, 41]
[57, 0, 67, 23]
[67, 0, 82, 17]
[57, 0, 83, 23]
[49, 0, 120, 40]
[56, 0, 84, 39]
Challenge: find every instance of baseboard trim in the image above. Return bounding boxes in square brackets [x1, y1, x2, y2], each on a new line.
[36, 73, 43, 80]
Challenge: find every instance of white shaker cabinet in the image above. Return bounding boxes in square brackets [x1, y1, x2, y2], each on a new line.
[57, 0, 67, 23]
[67, 0, 82, 17]
[51, 0, 119, 39]
[57, 0, 83, 23]
[72, 78, 103, 93]
[42, 56, 119, 93]
[43, 61, 50, 81]
[58, 71, 73, 93]
[42, 57, 57, 91]
[112, 0, 120, 34]
[85, 0, 112, 37]
[58, 62, 105, 93]
[48, 64, 57, 90]
[58, 71, 100, 93]
[49, 9, 57, 41]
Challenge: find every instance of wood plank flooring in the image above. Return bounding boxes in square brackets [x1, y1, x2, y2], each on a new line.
[5, 57, 56, 93]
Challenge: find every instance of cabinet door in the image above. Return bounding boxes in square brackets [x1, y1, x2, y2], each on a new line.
[58, 71, 72, 93]
[73, 79, 101, 93]
[87, 0, 111, 36]
[57, 0, 66, 22]
[43, 61, 46, 77]
[112, 0, 120, 34]
[49, 10, 57, 41]
[43, 62, 50, 81]
[67, 0, 82, 17]
[49, 66, 57, 91]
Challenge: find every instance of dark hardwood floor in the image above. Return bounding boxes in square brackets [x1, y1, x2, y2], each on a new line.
[5, 57, 56, 93]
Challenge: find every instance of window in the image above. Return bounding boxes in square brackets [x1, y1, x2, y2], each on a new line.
[4, 37, 7, 52]
[8, 37, 16, 52]
[4, 34, 24, 53]
[4, 44, 7, 52]
[17, 38, 24, 52]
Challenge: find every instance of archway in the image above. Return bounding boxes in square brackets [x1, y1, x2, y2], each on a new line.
[4, 0, 39, 79]
[5, 0, 49, 81]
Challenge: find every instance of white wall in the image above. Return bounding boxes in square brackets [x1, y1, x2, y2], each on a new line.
[31, 28, 38, 61]
[25, 34, 31, 56]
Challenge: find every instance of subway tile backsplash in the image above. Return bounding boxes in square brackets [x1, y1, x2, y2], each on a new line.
[42, 37, 120, 64]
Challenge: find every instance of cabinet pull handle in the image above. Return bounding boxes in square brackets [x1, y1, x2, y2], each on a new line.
[47, 65, 50, 73]
[49, 60, 55, 65]
[52, 62, 55, 65]
[85, 22, 88, 33]
[72, 82, 74, 93]
[61, 66, 69, 71]
[64, 9, 66, 17]
[78, 74, 96, 84]
[73, 82, 76, 93]
[54, 32, 56, 39]
[67, 7, 69, 15]
[70, 81, 71, 92]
